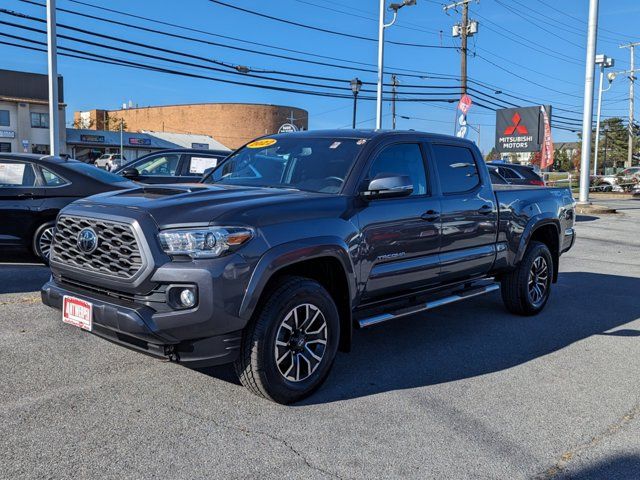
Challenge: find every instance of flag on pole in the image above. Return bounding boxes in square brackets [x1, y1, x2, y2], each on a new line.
[455, 94, 473, 139]
[540, 106, 554, 170]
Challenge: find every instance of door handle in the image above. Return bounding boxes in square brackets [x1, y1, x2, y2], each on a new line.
[478, 205, 493, 214]
[17, 192, 34, 199]
[421, 210, 440, 222]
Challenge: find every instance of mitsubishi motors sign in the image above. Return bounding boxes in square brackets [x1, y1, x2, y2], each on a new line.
[495, 106, 552, 153]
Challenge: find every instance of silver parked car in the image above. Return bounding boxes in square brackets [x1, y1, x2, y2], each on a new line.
[94, 153, 126, 171]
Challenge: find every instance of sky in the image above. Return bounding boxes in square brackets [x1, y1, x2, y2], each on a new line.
[1, 0, 639, 154]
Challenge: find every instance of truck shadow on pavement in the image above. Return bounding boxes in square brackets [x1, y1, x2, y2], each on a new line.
[0, 248, 50, 294]
[297, 271, 640, 405]
[555, 454, 640, 480]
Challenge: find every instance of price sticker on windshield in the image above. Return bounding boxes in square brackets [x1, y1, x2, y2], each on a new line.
[247, 138, 277, 149]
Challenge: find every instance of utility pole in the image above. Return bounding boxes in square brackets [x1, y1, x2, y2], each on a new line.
[444, 0, 478, 95]
[620, 42, 639, 168]
[46, 0, 60, 156]
[391, 74, 398, 129]
[578, 0, 599, 204]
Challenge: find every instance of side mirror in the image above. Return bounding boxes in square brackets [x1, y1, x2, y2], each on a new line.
[121, 167, 139, 179]
[362, 173, 413, 199]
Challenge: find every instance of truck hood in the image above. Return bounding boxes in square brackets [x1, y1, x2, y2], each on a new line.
[73, 183, 329, 228]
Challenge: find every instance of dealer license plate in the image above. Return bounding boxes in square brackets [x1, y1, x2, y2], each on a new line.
[62, 296, 93, 331]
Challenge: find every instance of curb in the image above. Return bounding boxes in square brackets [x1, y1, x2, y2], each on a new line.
[575, 204, 617, 215]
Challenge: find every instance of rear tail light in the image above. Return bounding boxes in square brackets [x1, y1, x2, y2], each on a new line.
[529, 179, 545, 186]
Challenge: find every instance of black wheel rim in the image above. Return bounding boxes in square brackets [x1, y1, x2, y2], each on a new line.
[38, 226, 55, 259]
[274, 303, 328, 383]
[528, 255, 549, 307]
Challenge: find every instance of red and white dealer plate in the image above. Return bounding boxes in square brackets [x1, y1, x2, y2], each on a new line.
[62, 295, 93, 331]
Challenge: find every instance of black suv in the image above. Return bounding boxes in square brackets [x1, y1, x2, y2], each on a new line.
[115, 148, 230, 184]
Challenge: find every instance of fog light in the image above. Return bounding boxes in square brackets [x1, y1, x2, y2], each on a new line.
[179, 288, 196, 308]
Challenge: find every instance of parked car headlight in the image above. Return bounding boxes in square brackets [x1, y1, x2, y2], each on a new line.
[158, 226, 254, 258]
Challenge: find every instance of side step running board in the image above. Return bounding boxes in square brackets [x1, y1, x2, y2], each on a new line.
[357, 283, 500, 328]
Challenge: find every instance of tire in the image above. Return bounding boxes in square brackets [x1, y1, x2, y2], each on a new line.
[33, 222, 56, 265]
[500, 241, 553, 316]
[234, 276, 340, 404]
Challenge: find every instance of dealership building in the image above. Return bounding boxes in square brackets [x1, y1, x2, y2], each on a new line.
[74, 103, 309, 149]
[66, 129, 229, 162]
[0, 69, 66, 154]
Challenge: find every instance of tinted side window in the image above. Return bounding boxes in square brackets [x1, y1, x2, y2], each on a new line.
[0, 161, 36, 187]
[368, 143, 427, 196]
[432, 145, 480, 194]
[134, 154, 180, 176]
[41, 167, 68, 186]
[497, 166, 520, 179]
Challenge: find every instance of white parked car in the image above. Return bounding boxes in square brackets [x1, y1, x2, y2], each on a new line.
[94, 154, 126, 171]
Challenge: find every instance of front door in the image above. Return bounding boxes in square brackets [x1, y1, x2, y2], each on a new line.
[429, 142, 498, 283]
[358, 142, 441, 301]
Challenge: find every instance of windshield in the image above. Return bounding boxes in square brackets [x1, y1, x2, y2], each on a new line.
[67, 162, 132, 184]
[202, 137, 366, 193]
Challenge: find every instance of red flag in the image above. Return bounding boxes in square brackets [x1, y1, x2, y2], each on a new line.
[540, 106, 554, 170]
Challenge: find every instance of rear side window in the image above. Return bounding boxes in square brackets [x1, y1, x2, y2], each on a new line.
[432, 145, 480, 194]
[368, 143, 427, 196]
[516, 167, 543, 181]
[0, 161, 36, 187]
[41, 167, 68, 186]
[497, 166, 521, 180]
[186, 155, 222, 176]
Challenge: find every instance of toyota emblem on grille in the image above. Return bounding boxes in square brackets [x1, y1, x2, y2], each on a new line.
[77, 228, 99, 254]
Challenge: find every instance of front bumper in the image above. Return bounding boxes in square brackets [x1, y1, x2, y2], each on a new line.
[41, 277, 243, 367]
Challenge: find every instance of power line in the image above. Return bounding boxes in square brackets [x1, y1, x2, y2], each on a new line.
[23, 0, 584, 111]
[207, 0, 457, 49]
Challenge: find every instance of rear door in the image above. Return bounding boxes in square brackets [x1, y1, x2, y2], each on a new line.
[358, 141, 441, 301]
[0, 159, 44, 246]
[428, 142, 498, 283]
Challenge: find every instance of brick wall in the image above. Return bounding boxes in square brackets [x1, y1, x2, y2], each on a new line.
[75, 104, 309, 149]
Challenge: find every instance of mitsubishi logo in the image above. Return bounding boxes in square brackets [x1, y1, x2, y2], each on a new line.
[503, 112, 529, 135]
[77, 228, 99, 254]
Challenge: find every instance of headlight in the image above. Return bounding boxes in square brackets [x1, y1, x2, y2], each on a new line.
[158, 226, 254, 258]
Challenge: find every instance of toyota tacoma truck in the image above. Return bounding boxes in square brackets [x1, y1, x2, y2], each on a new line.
[41, 130, 576, 404]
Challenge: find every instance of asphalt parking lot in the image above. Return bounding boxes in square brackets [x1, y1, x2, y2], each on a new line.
[1, 199, 639, 480]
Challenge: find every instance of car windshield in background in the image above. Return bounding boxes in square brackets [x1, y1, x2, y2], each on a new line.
[202, 137, 366, 193]
[66, 162, 132, 184]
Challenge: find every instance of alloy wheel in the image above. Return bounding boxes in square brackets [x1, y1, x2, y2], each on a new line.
[38, 226, 56, 260]
[528, 256, 549, 306]
[274, 303, 328, 382]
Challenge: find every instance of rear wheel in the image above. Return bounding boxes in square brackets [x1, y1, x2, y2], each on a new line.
[33, 222, 56, 264]
[500, 241, 553, 316]
[234, 276, 340, 404]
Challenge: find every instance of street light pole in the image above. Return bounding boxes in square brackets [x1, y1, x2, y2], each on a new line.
[578, 0, 599, 204]
[46, 0, 60, 156]
[375, 0, 386, 130]
[593, 54, 615, 176]
[376, 0, 416, 130]
[350, 78, 362, 129]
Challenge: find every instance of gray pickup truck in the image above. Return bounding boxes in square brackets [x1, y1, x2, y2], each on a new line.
[42, 130, 576, 403]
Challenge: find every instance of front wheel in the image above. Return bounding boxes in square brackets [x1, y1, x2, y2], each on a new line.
[500, 241, 553, 316]
[33, 222, 56, 264]
[234, 276, 340, 404]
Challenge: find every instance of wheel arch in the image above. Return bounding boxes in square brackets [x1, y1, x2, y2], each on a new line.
[516, 218, 560, 283]
[239, 238, 356, 352]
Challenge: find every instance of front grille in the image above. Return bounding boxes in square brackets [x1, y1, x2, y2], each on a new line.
[51, 215, 144, 280]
